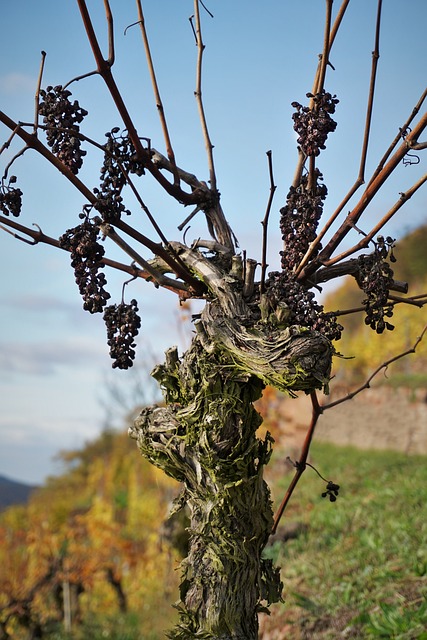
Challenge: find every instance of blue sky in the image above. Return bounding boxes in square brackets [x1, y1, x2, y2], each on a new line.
[1, 0, 426, 484]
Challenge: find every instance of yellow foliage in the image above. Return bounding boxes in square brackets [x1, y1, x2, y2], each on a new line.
[0, 428, 181, 636]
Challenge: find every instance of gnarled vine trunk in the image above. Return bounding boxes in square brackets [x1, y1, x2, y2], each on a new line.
[129, 247, 333, 639]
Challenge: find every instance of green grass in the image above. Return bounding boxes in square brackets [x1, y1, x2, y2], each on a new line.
[264, 443, 427, 639]
[44, 612, 165, 640]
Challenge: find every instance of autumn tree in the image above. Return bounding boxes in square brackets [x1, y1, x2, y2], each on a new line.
[1, 2, 426, 638]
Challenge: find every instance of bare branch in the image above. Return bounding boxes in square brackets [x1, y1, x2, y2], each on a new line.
[312, 257, 408, 293]
[113, 218, 206, 294]
[135, 0, 180, 186]
[0, 214, 190, 295]
[193, 0, 217, 193]
[34, 51, 47, 132]
[99, 222, 177, 288]
[297, 110, 427, 278]
[104, 0, 115, 65]
[367, 87, 427, 186]
[260, 150, 277, 294]
[76, 0, 204, 207]
[328, 0, 351, 50]
[315, 0, 333, 97]
[309, 0, 350, 100]
[151, 148, 206, 192]
[322, 324, 427, 410]
[322, 172, 427, 267]
[272, 321, 427, 532]
[272, 391, 322, 534]
[387, 293, 427, 308]
[295, 0, 383, 276]
[329, 292, 427, 318]
[0, 111, 97, 201]
[358, 0, 382, 182]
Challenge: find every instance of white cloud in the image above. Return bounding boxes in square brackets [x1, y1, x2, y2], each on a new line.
[0, 72, 36, 95]
[6, 293, 76, 314]
[0, 337, 106, 377]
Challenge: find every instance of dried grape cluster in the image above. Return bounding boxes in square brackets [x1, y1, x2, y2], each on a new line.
[292, 90, 339, 157]
[0, 176, 23, 217]
[103, 300, 141, 369]
[266, 271, 343, 341]
[94, 128, 145, 222]
[59, 218, 110, 313]
[280, 170, 327, 271]
[321, 480, 340, 502]
[38, 85, 88, 175]
[357, 237, 396, 334]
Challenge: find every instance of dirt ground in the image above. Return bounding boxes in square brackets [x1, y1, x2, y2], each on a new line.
[273, 385, 427, 456]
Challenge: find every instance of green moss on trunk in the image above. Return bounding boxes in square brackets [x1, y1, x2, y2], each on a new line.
[130, 340, 282, 639]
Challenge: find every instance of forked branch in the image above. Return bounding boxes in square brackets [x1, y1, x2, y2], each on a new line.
[323, 172, 427, 266]
[322, 323, 427, 410]
[192, 0, 217, 193]
[298, 109, 427, 279]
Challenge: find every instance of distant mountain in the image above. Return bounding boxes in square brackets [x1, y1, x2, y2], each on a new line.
[0, 475, 39, 510]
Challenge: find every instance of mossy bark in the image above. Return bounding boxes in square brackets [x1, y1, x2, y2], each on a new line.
[131, 340, 280, 638]
[129, 245, 333, 639]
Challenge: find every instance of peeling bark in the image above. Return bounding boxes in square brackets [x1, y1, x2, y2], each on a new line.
[129, 246, 333, 639]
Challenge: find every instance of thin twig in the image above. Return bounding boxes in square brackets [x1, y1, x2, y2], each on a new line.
[322, 324, 427, 410]
[272, 391, 322, 534]
[328, 0, 351, 51]
[388, 293, 427, 308]
[99, 222, 172, 287]
[295, 0, 382, 277]
[306, 0, 333, 192]
[113, 218, 206, 294]
[329, 292, 427, 318]
[1, 144, 29, 181]
[76, 0, 203, 207]
[135, 0, 180, 186]
[272, 323, 427, 532]
[193, 0, 217, 192]
[63, 69, 100, 90]
[104, 0, 115, 65]
[260, 150, 276, 294]
[298, 110, 427, 279]
[316, 0, 333, 97]
[310, 0, 350, 100]
[322, 171, 427, 267]
[34, 51, 46, 132]
[358, 0, 382, 182]
[0, 214, 190, 294]
[367, 87, 427, 187]
[289, 2, 350, 189]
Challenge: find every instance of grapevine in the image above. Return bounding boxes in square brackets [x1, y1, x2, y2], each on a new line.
[59, 216, 111, 313]
[38, 85, 88, 175]
[103, 299, 141, 369]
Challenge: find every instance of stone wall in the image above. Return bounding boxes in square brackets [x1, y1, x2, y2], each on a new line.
[275, 386, 427, 455]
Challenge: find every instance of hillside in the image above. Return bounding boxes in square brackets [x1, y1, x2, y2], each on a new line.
[0, 428, 181, 639]
[0, 475, 38, 510]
